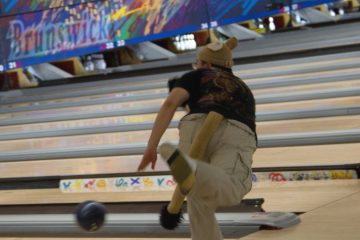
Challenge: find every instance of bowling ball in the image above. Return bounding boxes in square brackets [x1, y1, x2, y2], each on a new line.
[75, 201, 107, 232]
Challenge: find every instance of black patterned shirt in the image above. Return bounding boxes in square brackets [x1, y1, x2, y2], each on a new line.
[168, 68, 257, 135]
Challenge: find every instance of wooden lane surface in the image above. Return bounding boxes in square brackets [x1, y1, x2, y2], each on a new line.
[0, 98, 165, 121]
[0, 112, 186, 134]
[2, 54, 359, 109]
[1, 75, 359, 121]
[0, 90, 359, 123]
[0, 180, 358, 213]
[1, 93, 359, 134]
[0, 237, 179, 240]
[1, 184, 359, 240]
[1, 87, 168, 109]
[258, 115, 360, 134]
[253, 79, 360, 95]
[248, 180, 360, 212]
[235, 55, 360, 73]
[240, 191, 360, 240]
[3, 73, 359, 114]
[244, 67, 360, 84]
[1, 93, 359, 125]
[2, 94, 359, 134]
[0, 239, 186, 240]
[256, 96, 360, 112]
[9, 67, 360, 107]
[0, 142, 359, 179]
[2, 192, 359, 240]
[0, 94, 359, 134]
[253, 143, 360, 168]
[0, 114, 359, 151]
[1, 66, 360, 120]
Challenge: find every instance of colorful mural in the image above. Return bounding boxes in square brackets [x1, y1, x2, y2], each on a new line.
[109, 0, 208, 42]
[206, 0, 289, 27]
[0, 0, 208, 71]
[205, 0, 340, 26]
[1, 1, 113, 68]
[0, 0, 340, 72]
[0, 0, 94, 16]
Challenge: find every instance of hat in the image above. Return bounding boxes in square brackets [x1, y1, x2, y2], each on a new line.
[197, 37, 238, 68]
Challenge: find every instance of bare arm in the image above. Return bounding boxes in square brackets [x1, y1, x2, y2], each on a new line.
[137, 87, 189, 171]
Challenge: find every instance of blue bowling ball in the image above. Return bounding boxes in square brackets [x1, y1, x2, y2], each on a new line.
[75, 201, 107, 232]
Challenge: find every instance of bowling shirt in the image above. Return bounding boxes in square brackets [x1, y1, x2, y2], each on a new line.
[168, 68, 257, 136]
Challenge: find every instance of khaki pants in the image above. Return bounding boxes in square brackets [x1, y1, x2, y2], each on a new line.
[178, 113, 257, 240]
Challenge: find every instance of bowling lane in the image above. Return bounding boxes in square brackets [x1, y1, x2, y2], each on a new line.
[258, 115, 360, 134]
[241, 192, 360, 240]
[1, 79, 359, 123]
[233, 55, 360, 74]
[0, 95, 358, 140]
[0, 115, 359, 152]
[0, 129, 177, 152]
[0, 87, 167, 111]
[0, 143, 359, 179]
[253, 79, 360, 95]
[1, 66, 359, 113]
[240, 66, 360, 84]
[1, 51, 359, 102]
[0, 239, 187, 240]
[2, 72, 359, 114]
[0, 112, 186, 134]
[0, 99, 165, 121]
[0, 180, 358, 213]
[256, 96, 360, 112]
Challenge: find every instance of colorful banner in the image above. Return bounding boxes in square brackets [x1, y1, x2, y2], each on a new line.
[0, 0, 208, 72]
[0, 0, 95, 16]
[0, 1, 112, 71]
[109, 0, 209, 43]
[206, 0, 289, 27]
[60, 170, 357, 193]
[206, 0, 340, 27]
[0, 0, 340, 72]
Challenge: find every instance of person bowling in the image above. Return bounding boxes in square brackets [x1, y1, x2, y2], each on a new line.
[138, 37, 257, 240]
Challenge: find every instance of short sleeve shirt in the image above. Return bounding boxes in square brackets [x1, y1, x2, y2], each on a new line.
[168, 68, 257, 135]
